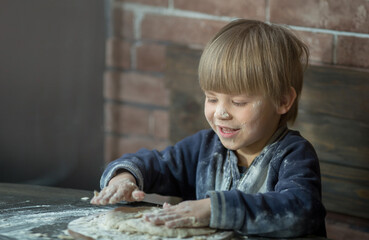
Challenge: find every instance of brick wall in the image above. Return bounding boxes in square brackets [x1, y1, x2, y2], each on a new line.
[104, 0, 369, 162]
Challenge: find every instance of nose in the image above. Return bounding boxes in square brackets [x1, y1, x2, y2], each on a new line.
[219, 110, 229, 118]
[215, 106, 231, 119]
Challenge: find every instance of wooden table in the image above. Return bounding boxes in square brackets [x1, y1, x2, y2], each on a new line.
[0, 183, 113, 239]
[0, 183, 328, 240]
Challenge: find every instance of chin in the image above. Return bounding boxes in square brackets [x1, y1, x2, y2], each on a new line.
[218, 139, 240, 151]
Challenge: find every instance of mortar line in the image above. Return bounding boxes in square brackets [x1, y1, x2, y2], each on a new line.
[118, 2, 369, 39]
[289, 25, 369, 38]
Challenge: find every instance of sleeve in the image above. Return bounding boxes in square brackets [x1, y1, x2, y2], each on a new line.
[207, 139, 326, 238]
[99, 130, 208, 200]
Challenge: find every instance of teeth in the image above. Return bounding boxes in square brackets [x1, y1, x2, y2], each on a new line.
[221, 127, 235, 133]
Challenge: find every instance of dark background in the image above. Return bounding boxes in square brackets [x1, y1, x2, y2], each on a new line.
[0, 0, 106, 190]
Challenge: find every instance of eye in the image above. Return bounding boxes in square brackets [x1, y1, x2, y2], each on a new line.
[232, 101, 247, 107]
[206, 97, 217, 104]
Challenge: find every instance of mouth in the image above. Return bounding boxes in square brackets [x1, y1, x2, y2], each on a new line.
[217, 125, 240, 137]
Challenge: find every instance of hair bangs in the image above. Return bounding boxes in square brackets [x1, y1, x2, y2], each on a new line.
[199, 32, 262, 96]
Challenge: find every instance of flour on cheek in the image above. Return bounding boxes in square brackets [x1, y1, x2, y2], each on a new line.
[235, 100, 265, 148]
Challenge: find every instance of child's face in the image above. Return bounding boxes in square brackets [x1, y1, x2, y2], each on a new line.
[204, 91, 281, 155]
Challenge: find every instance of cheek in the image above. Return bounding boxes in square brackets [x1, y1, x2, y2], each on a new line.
[247, 101, 278, 128]
[240, 102, 264, 126]
[204, 104, 214, 123]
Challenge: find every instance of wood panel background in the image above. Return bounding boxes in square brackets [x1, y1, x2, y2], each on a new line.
[165, 45, 369, 220]
[294, 66, 369, 219]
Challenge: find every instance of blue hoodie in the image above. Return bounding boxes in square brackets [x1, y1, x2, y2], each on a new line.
[100, 126, 326, 238]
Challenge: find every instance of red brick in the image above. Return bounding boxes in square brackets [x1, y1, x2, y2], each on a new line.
[116, 136, 169, 155]
[293, 31, 334, 64]
[105, 135, 170, 162]
[336, 36, 369, 68]
[141, 14, 226, 46]
[104, 71, 169, 107]
[112, 7, 134, 38]
[118, 0, 168, 7]
[174, 0, 265, 20]
[270, 0, 369, 34]
[120, 105, 151, 135]
[106, 38, 131, 68]
[136, 43, 166, 72]
[150, 110, 169, 140]
[106, 103, 151, 135]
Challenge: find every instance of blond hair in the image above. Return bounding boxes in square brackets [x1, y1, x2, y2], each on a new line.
[199, 19, 309, 125]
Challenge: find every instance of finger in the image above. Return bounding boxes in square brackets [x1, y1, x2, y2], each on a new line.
[98, 180, 138, 204]
[120, 180, 140, 201]
[165, 217, 197, 228]
[99, 186, 119, 205]
[144, 208, 168, 219]
[163, 202, 172, 209]
[161, 204, 189, 215]
[145, 213, 181, 225]
[90, 191, 100, 204]
[132, 190, 145, 201]
[110, 185, 136, 203]
[91, 187, 111, 205]
[109, 187, 125, 204]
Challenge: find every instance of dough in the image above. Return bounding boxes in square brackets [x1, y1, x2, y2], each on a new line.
[101, 207, 216, 238]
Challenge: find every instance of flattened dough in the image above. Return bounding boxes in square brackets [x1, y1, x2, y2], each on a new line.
[101, 207, 216, 238]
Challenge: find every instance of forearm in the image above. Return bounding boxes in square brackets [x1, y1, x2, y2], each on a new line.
[207, 189, 325, 237]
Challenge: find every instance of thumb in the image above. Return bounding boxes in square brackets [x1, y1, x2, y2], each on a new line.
[163, 202, 172, 209]
[132, 189, 145, 201]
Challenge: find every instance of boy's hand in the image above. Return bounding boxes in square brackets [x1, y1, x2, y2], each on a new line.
[90, 172, 145, 205]
[144, 198, 211, 228]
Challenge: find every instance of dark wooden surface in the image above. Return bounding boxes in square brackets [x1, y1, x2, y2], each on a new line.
[0, 183, 328, 240]
[0, 183, 113, 240]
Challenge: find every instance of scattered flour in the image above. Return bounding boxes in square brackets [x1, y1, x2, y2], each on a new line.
[0, 205, 108, 240]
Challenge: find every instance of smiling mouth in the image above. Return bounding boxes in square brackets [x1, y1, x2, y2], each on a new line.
[218, 126, 240, 136]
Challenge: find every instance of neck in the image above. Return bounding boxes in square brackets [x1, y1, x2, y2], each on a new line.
[236, 151, 258, 167]
[236, 121, 284, 167]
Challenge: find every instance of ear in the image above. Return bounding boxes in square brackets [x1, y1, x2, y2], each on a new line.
[277, 87, 297, 115]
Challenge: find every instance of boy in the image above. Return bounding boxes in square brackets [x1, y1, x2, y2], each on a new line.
[91, 19, 326, 238]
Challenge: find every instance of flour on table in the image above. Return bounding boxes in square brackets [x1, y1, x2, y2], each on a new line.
[100, 207, 216, 238]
